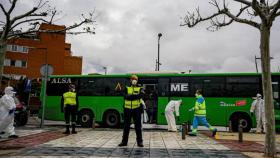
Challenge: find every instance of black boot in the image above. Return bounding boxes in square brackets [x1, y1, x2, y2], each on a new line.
[72, 124, 77, 134]
[8, 135, 19, 138]
[63, 125, 70, 134]
[137, 142, 144, 147]
[118, 142, 127, 147]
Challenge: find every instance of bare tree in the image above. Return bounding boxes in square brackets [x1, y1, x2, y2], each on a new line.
[0, 0, 96, 87]
[181, 0, 280, 157]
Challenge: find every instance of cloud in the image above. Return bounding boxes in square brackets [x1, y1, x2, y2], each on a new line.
[2, 0, 280, 74]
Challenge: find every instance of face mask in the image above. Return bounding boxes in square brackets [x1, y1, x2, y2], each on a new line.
[132, 80, 137, 85]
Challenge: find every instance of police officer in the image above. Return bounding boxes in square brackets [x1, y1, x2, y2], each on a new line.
[119, 75, 144, 147]
[61, 84, 78, 134]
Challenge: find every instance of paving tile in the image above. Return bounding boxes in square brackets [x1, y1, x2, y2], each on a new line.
[3, 129, 249, 158]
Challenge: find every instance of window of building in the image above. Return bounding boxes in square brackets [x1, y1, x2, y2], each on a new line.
[4, 59, 10, 66]
[15, 60, 21, 67]
[11, 45, 17, 51]
[10, 60, 16, 66]
[22, 47, 28, 53]
[7, 45, 28, 53]
[21, 61, 27, 67]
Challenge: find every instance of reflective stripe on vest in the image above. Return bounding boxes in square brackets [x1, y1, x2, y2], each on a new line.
[63, 92, 77, 106]
[194, 95, 206, 116]
[124, 86, 141, 109]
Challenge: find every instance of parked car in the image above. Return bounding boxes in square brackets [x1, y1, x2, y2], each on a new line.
[14, 97, 29, 126]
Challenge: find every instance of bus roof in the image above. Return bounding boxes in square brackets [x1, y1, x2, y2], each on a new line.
[49, 72, 280, 78]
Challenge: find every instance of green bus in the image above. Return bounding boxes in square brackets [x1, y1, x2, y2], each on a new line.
[41, 72, 280, 132]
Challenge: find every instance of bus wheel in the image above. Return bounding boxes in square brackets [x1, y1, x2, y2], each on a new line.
[230, 113, 252, 132]
[79, 110, 93, 128]
[104, 110, 120, 128]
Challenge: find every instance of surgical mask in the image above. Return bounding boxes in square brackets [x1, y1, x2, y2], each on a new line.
[132, 80, 137, 85]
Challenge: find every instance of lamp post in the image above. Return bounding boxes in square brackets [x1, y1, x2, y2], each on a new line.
[157, 33, 162, 71]
[103, 66, 107, 75]
[255, 55, 273, 73]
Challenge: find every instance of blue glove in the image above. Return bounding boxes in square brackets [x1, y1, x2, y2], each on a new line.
[9, 108, 15, 115]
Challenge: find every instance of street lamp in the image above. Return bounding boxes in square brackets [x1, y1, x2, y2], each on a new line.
[103, 66, 107, 75]
[255, 55, 274, 73]
[157, 33, 162, 71]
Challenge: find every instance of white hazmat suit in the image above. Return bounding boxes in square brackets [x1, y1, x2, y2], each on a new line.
[250, 94, 266, 133]
[0, 86, 17, 138]
[165, 100, 182, 132]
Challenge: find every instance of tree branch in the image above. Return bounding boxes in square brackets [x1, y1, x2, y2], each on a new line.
[233, 0, 251, 6]
[276, 11, 280, 17]
[223, 7, 260, 29]
[181, 0, 260, 30]
[0, 3, 8, 17]
[269, 0, 280, 21]
[10, 7, 39, 24]
[8, 0, 17, 14]
[9, 18, 49, 32]
[251, 0, 267, 20]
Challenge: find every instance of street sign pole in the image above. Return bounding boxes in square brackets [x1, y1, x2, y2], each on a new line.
[40, 64, 53, 128]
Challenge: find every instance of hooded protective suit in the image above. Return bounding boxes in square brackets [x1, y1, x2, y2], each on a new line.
[0, 86, 17, 137]
[165, 100, 181, 132]
[250, 93, 266, 133]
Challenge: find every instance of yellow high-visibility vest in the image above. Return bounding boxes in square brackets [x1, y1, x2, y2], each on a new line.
[63, 91, 77, 106]
[124, 86, 141, 109]
[194, 95, 206, 116]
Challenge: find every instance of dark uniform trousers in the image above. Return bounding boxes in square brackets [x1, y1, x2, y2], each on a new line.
[122, 107, 143, 144]
[64, 104, 77, 125]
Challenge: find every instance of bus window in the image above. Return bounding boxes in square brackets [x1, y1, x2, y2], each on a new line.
[47, 77, 78, 96]
[190, 76, 225, 97]
[79, 77, 104, 96]
[170, 77, 190, 97]
[103, 78, 126, 96]
[272, 82, 279, 100]
[225, 76, 261, 97]
[158, 78, 170, 97]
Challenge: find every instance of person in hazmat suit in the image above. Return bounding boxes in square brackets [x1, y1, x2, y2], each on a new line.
[119, 75, 144, 147]
[165, 100, 182, 132]
[0, 86, 19, 138]
[188, 89, 217, 137]
[250, 93, 266, 133]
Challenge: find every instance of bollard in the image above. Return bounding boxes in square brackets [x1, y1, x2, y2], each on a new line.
[229, 120, 232, 133]
[187, 121, 191, 132]
[92, 118, 95, 129]
[184, 122, 188, 136]
[182, 123, 186, 140]
[238, 120, 243, 143]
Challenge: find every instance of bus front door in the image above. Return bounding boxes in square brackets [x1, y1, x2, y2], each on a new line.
[142, 84, 158, 124]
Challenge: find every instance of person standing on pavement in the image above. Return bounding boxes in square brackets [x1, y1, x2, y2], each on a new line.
[165, 100, 182, 132]
[0, 86, 19, 139]
[119, 75, 144, 147]
[250, 93, 266, 133]
[61, 84, 79, 134]
[188, 89, 217, 137]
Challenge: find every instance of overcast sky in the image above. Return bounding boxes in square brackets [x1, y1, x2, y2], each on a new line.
[2, 0, 280, 74]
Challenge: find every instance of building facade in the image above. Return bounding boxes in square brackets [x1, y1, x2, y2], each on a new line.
[4, 23, 83, 79]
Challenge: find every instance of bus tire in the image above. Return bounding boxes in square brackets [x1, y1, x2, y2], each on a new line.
[103, 110, 120, 128]
[230, 113, 252, 132]
[79, 110, 94, 128]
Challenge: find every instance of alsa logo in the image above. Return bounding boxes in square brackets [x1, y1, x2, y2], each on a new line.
[171, 83, 189, 92]
[220, 100, 247, 107]
[51, 78, 72, 84]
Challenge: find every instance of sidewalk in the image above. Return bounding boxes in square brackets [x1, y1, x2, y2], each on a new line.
[2, 128, 245, 158]
[202, 131, 280, 158]
[0, 117, 279, 157]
